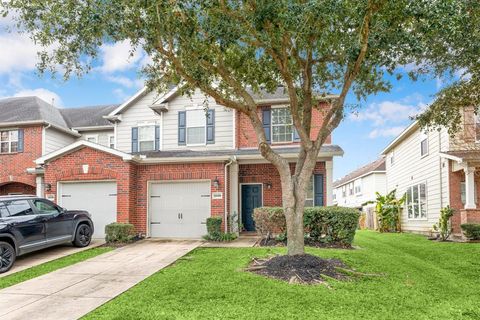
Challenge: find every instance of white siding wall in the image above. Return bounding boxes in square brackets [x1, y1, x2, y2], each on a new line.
[44, 127, 76, 155]
[116, 89, 234, 153]
[78, 129, 114, 148]
[385, 127, 450, 233]
[333, 173, 385, 209]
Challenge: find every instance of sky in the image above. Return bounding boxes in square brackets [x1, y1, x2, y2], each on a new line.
[0, 18, 442, 181]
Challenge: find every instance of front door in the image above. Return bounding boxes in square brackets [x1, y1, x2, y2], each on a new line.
[314, 174, 324, 206]
[241, 184, 262, 232]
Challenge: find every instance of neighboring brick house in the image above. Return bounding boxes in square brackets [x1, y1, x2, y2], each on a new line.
[32, 86, 343, 238]
[381, 106, 480, 237]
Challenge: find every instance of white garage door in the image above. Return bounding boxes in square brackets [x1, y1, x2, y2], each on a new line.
[59, 181, 117, 238]
[149, 181, 211, 238]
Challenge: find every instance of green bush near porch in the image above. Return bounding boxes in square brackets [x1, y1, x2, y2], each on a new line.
[253, 206, 360, 245]
[203, 217, 237, 242]
[461, 223, 480, 240]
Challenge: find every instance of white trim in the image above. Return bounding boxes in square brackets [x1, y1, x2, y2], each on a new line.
[332, 170, 386, 189]
[420, 131, 429, 158]
[146, 179, 211, 238]
[439, 152, 464, 163]
[137, 124, 156, 152]
[107, 87, 148, 117]
[41, 126, 46, 155]
[405, 181, 428, 221]
[271, 106, 294, 144]
[35, 140, 133, 165]
[72, 125, 113, 131]
[239, 183, 263, 231]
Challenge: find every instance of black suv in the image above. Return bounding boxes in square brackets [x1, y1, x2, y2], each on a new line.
[0, 195, 94, 273]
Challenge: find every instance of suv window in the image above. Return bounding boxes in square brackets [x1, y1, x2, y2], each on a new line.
[0, 202, 9, 217]
[32, 199, 60, 215]
[5, 200, 34, 217]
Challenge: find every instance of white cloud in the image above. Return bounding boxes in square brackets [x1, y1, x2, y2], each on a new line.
[13, 88, 63, 107]
[99, 40, 143, 73]
[0, 33, 39, 75]
[351, 98, 426, 126]
[368, 126, 406, 139]
[106, 75, 144, 89]
[112, 88, 129, 102]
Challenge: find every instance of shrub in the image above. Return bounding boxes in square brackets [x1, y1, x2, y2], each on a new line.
[433, 206, 455, 241]
[253, 206, 360, 245]
[364, 190, 405, 232]
[105, 223, 135, 243]
[304, 206, 360, 245]
[252, 207, 286, 239]
[461, 223, 480, 240]
[203, 217, 237, 242]
[206, 217, 222, 235]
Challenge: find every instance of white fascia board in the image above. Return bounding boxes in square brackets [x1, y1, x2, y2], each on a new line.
[332, 170, 386, 189]
[107, 87, 148, 117]
[439, 152, 464, 163]
[71, 125, 114, 132]
[381, 121, 419, 155]
[35, 140, 133, 165]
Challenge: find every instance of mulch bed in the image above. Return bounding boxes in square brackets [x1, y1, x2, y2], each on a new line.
[256, 238, 353, 249]
[246, 254, 355, 286]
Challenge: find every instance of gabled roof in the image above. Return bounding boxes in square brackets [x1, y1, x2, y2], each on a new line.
[0, 96, 69, 129]
[35, 140, 133, 165]
[333, 158, 386, 188]
[60, 104, 118, 128]
[107, 85, 338, 117]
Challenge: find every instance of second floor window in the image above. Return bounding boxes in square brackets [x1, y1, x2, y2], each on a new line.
[0, 130, 18, 154]
[476, 114, 480, 142]
[420, 132, 428, 157]
[109, 135, 115, 149]
[272, 107, 293, 143]
[349, 183, 354, 196]
[187, 110, 206, 145]
[406, 183, 427, 219]
[138, 125, 155, 151]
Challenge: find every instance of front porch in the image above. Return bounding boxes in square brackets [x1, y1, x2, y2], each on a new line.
[441, 150, 480, 237]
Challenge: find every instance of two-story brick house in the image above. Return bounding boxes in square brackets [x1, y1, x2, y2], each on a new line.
[30, 86, 343, 238]
[381, 106, 480, 237]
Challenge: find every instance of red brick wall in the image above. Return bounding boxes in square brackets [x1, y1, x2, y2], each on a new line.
[136, 162, 226, 232]
[0, 182, 36, 195]
[236, 104, 332, 149]
[448, 164, 480, 234]
[238, 161, 327, 207]
[43, 147, 136, 229]
[0, 126, 42, 191]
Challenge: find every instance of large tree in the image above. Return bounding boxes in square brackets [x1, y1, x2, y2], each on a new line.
[3, 0, 475, 255]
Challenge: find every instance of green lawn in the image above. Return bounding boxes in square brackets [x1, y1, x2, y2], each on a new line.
[0, 247, 112, 289]
[85, 231, 480, 320]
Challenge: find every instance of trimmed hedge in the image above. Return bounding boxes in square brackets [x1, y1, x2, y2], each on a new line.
[206, 216, 222, 235]
[105, 223, 135, 243]
[253, 206, 360, 245]
[203, 217, 237, 242]
[461, 223, 480, 240]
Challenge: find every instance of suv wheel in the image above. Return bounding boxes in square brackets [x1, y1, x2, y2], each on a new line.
[0, 241, 15, 274]
[73, 224, 92, 247]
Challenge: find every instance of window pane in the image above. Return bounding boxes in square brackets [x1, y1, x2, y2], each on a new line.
[33, 200, 59, 214]
[10, 142, 18, 153]
[304, 177, 314, 207]
[138, 126, 155, 140]
[1, 142, 8, 153]
[461, 182, 466, 204]
[272, 108, 292, 125]
[187, 127, 205, 144]
[0, 131, 8, 142]
[9, 130, 18, 141]
[421, 139, 428, 156]
[187, 110, 205, 127]
[0, 203, 9, 217]
[139, 141, 154, 151]
[6, 200, 33, 216]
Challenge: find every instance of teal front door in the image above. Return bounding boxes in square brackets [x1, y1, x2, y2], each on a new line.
[241, 184, 262, 231]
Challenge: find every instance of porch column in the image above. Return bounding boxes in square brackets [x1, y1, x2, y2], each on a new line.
[36, 176, 44, 197]
[229, 162, 239, 233]
[464, 166, 476, 209]
[325, 160, 333, 206]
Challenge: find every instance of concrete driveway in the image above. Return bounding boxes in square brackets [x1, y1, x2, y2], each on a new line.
[0, 240, 105, 278]
[0, 240, 201, 320]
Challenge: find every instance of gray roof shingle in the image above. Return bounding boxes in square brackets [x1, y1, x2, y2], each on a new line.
[0, 96, 69, 129]
[60, 104, 118, 128]
[333, 158, 386, 188]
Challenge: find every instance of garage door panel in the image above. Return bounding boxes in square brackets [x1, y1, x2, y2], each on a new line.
[60, 181, 117, 238]
[149, 181, 211, 238]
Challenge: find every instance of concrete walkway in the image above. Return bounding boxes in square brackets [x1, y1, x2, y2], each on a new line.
[0, 240, 105, 278]
[0, 239, 201, 320]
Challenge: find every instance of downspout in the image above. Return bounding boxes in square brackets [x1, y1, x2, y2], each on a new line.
[224, 156, 236, 233]
[439, 130, 443, 209]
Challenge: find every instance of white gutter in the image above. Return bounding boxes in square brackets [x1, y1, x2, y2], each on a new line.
[224, 156, 236, 233]
[72, 125, 114, 131]
[333, 170, 387, 189]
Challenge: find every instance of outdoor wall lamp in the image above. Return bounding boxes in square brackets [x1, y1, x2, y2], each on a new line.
[44, 183, 52, 191]
[265, 182, 272, 190]
[213, 177, 220, 188]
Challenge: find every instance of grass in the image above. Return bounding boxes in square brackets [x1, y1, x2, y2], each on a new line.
[0, 246, 112, 289]
[85, 231, 480, 320]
